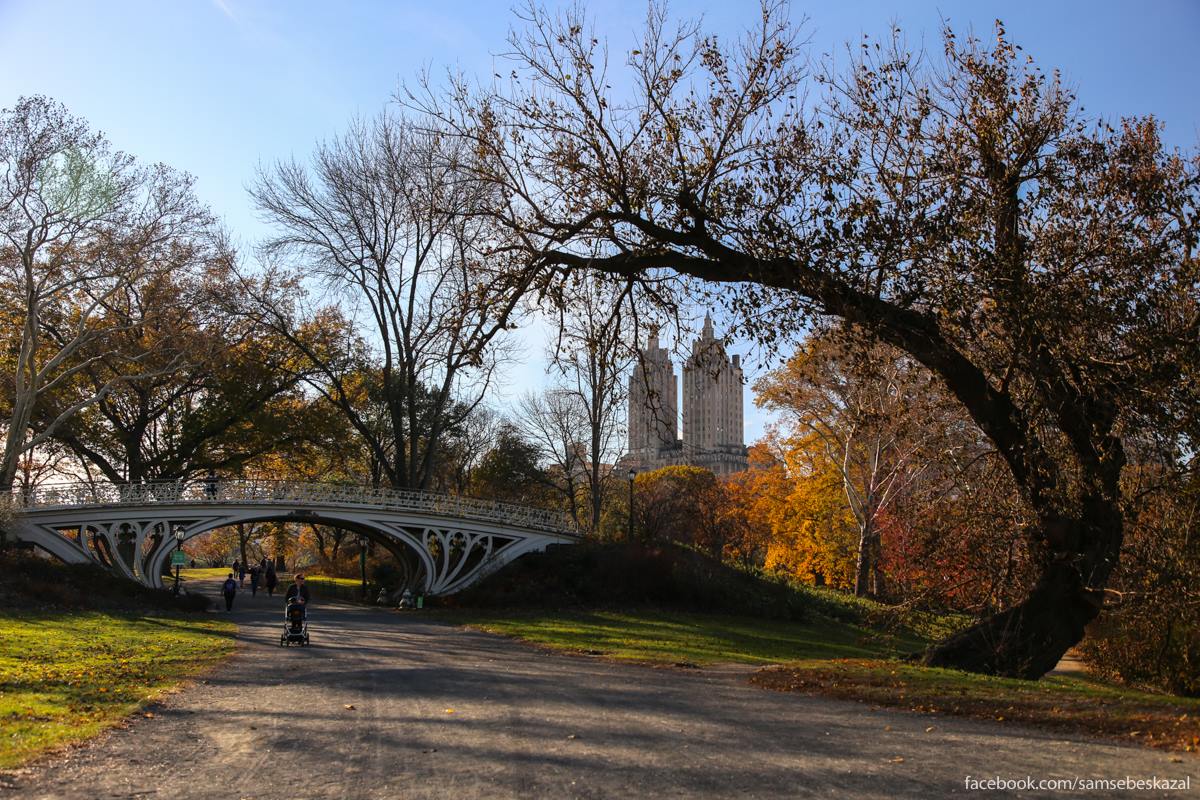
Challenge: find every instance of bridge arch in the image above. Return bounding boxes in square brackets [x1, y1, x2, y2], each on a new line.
[142, 510, 442, 593]
[9, 481, 580, 595]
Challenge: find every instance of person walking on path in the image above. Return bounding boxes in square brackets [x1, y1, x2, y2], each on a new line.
[249, 565, 261, 596]
[232, 559, 240, 578]
[238, 561, 247, 587]
[265, 562, 278, 596]
[221, 573, 238, 612]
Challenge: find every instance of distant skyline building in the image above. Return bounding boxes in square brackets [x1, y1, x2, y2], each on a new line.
[682, 315, 747, 475]
[624, 315, 749, 476]
[626, 329, 678, 463]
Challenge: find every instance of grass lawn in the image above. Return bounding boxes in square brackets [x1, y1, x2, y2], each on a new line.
[306, 575, 361, 587]
[305, 576, 379, 603]
[439, 608, 923, 665]
[0, 611, 235, 769]
[178, 567, 233, 582]
[444, 607, 1199, 754]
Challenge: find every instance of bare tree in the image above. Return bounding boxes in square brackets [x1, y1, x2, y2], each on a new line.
[516, 388, 587, 523]
[0, 96, 218, 492]
[440, 404, 501, 494]
[14, 440, 74, 495]
[248, 112, 532, 490]
[547, 273, 634, 530]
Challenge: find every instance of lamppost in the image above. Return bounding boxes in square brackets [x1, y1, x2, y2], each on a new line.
[357, 534, 369, 600]
[172, 528, 185, 596]
[627, 467, 636, 542]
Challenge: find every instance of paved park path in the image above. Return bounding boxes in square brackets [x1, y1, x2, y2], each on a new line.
[2, 579, 1193, 799]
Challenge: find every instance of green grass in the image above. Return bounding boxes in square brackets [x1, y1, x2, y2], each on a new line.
[0, 611, 236, 769]
[790, 583, 970, 642]
[177, 567, 233, 582]
[179, 571, 370, 599]
[439, 609, 922, 665]
[306, 575, 361, 587]
[305, 576, 380, 603]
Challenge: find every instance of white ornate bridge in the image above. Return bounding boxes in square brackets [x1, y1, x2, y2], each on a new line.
[6, 480, 581, 595]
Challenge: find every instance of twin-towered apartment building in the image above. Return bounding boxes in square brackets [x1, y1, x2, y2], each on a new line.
[624, 314, 749, 477]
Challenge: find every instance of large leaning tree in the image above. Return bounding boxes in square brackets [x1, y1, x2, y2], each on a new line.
[417, 3, 1200, 677]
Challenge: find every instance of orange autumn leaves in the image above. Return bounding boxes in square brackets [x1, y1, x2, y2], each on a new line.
[724, 442, 858, 589]
[633, 443, 859, 590]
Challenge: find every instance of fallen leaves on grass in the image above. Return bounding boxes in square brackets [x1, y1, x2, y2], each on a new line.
[751, 659, 1200, 754]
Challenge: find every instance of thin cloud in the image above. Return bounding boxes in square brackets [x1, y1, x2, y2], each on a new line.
[212, 0, 236, 21]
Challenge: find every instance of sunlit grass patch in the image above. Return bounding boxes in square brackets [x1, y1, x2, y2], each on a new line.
[177, 567, 234, 582]
[0, 611, 235, 769]
[306, 575, 362, 587]
[442, 609, 920, 665]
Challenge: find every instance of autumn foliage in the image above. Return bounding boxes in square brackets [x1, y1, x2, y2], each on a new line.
[627, 331, 1196, 694]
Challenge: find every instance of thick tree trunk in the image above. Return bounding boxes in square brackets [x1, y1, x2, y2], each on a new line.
[590, 427, 604, 533]
[272, 527, 288, 571]
[923, 561, 1099, 678]
[924, 498, 1122, 678]
[870, 535, 886, 598]
[237, 523, 250, 574]
[853, 521, 874, 597]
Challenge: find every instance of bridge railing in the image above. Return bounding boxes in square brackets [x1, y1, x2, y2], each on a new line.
[11, 480, 578, 535]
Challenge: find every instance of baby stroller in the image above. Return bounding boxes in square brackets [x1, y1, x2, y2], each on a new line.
[280, 597, 309, 647]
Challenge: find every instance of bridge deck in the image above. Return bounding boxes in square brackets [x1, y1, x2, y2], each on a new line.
[11, 480, 577, 536]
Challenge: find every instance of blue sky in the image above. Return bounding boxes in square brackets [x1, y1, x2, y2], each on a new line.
[2, 0, 1197, 443]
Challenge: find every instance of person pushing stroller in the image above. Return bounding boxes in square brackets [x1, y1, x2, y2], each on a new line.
[281, 574, 311, 646]
[285, 574, 310, 607]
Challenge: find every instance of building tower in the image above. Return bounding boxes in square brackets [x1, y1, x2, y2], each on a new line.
[627, 329, 678, 462]
[681, 314, 748, 475]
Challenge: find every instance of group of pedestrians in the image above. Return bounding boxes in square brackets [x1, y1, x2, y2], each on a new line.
[230, 557, 279, 596]
[222, 557, 280, 611]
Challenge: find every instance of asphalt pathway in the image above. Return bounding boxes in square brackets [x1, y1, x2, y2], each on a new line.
[2, 578, 1194, 799]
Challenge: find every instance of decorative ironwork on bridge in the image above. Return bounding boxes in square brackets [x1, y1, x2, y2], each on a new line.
[8, 480, 580, 596]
